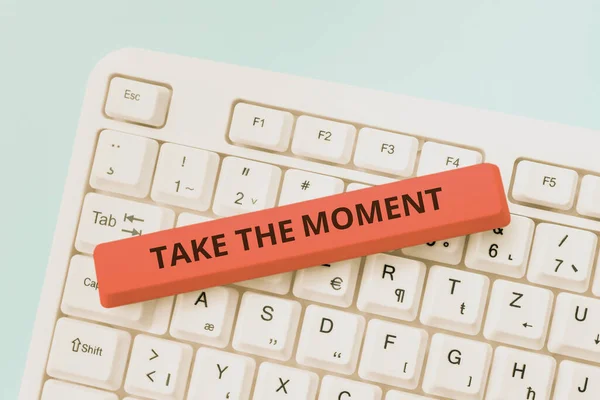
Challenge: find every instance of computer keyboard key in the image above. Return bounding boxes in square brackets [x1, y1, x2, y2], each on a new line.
[229, 103, 294, 151]
[151, 144, 219, 211]
[553, 360, 600, 399]
[527, 223, 597, 292]
[416, 142, 482, 176]
[232, 292, 301, 361]
[175, 212, 212, 227]
[465, 214, 534, 278]
[169, 286, 239, 347]
[420, 266, 489, 335]
[318, 375, 382, 400]
[483, 280, 553, 350]
[235, 272, 294, 295]
[353, 128, 419, 176]
[346, 182, 371, 191]
[61, 255, 172, 333]
[278, 169, 344, 206]
[485, 346, 556, 400]
[548, 292, 600, 363]
[62, 255, 144, 323]
[296, 305, 365, 374]
[46, 318, 131, 390]
[75, 192, 175, 254]
[212, 156, 282, 216]
[105, 77, 171, 127]
[422, 334, 492, 400]
[402, 235, 466, 265]
[252, 362, 319, 400]
[512, 160, 578, 210]
[356, 254, 426, 321]
[187, 348, 256, 400]
[592, 256, 600, 297]
[358, 319, 428, 389]
[89, 130, 158, 198]
[41, 380, 118, 400]
[577, 174, 600, 218]
[291, 116, 357, 164]
[124, 335, 193, 400]
[293, 258, 361, 307]
[385, 392, 435, 400]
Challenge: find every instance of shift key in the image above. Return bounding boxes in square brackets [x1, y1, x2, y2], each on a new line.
[75, 193, 175, 254]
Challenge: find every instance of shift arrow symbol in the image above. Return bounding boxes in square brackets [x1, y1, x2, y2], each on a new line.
[523, 322, 532, 328]
[71, 338, 81, 352]
[146, 371, 156, 382]
[595, 334, 600, 345]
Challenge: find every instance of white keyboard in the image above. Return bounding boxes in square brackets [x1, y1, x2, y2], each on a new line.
[20, 48, 600, 400]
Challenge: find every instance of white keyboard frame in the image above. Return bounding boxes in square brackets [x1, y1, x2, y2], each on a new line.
[20, 48, 600, 399]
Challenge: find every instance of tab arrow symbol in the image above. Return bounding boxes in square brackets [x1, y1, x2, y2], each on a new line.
[595, 334, 600, 345]
[146, 371, 156, 382]
[523, 322, 532, 328]
[149, 349, 159, 360]
[71, 338, 81, 352]
[121, 228, 142, 236]
[124, 213, 144, 223]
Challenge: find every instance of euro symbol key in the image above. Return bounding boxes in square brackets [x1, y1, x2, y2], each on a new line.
[330, 277, 343, 290]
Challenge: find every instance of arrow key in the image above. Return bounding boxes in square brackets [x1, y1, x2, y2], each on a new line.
[124, 335, 193, 400]
[90, 130, 159, 198]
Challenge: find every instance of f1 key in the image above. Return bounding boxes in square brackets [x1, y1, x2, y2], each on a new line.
[94, 163, 510, 307]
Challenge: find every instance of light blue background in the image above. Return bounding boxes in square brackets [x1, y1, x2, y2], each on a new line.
[1, 0, 599, 397]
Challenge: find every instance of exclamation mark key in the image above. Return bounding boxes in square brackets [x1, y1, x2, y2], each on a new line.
[150, 143, 220, 211]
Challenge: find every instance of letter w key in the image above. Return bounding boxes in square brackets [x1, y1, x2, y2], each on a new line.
[94, 164, 509, 307]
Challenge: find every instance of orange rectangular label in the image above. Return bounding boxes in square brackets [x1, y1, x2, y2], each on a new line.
[94, 163, 510, 307]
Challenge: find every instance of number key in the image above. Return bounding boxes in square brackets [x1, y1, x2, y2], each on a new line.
[527, 223, 597, 292]
[465, 214, 534, 278]
[402, 236, 466, 265]
[151, 144, 220, 211]
[89, 130, 159, 198]
[212, 157, 282, 217]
